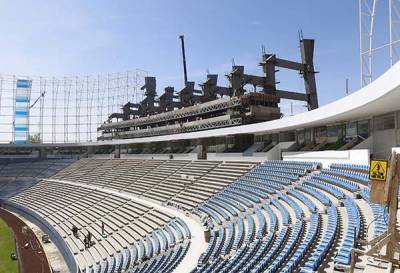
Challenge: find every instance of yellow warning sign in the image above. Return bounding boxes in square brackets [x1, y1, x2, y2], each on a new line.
[369, 159, 388, 181]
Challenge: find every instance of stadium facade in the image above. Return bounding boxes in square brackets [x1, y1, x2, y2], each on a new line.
[0, 27, 400, 273]
[1, 58, 399, 162]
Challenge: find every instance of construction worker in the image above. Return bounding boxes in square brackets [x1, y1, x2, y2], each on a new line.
[72, 225, 78, 238]
[83, 235, 88, 250]
[87, 231, 92, 247]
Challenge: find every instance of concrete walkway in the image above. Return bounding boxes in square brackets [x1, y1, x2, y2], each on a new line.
[0, 208, 52, 273]
[17, 214, 69, 273]
[44, 179, 207, 273]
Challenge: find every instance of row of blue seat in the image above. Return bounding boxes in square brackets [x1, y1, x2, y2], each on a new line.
[281, 214, 320, 272]
[245, 172, 291, 186]
[262, 203, 278, 232]
[313, 173, 360, 192]
[129, 241, 190, 273]
[90, 214, 190, 273]
[191, 159, 322, 272]
[271, 198, 291, 225]
[255, 208, 267, 238]
[214, 195, 246, 213]
[241, 235, 274, 272]
[196, 206, 224, 225]
[238, 177, 284, 191]
[220, 191, 253, 209]
[221, 222, 234, 256]
[262, 160, 321, 170]
[208, 199, 237, 219]
[265, 221, 304, 272]
[245, 213, 256, 243]
[251, 227, 289, 272]
[193, 159, 366, 272]
[278, 194, 304, 220]
[321, 168, 370, 184]
[229, 183, 270, 200]
[126, 220, 191, 273]
[197, 230, 216, 266]
[210, 228, 225, 260]
[359, 188, 388, 238]
[288, 189, 318, 214]
[205, 202, 231, 223]
[256, 165, 308, 176]
[304, 178, 346, 200]
[225, 188, 259, 205]
[295, 185, 332, 206]
[300, 206, 338, 272]
[251, 168, 298, 181]
[228, 239, 260, 272]
[232, 218, 245, 250]
[334, 198, 361, 266]
[193, 196, 294, 272]
[330, 163, 369, 172]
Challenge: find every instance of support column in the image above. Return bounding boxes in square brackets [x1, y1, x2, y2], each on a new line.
[39, 148, 47, 159]
[197, 139, 207, 160]
[114, 145, 121, 159]
[87, 146, 95, 157]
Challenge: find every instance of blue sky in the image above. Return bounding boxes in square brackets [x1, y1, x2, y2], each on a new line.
[0, 0, 393, 113]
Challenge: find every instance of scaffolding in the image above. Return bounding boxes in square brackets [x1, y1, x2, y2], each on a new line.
[0, 70, 147, 144]
[359, 0, 400, 87]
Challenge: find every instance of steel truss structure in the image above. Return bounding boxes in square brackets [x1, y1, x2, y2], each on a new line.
[101, 116, 243, 140]
[360, 0, 400, 87]
[99, 96, 242, 130]
[0, 70, 147, 144]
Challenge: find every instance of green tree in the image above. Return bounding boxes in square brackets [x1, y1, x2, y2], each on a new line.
[28, 133, 41, 144]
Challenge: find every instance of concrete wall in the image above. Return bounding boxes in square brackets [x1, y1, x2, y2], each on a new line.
[265, 141, 295, 160]
[282, 149, 370, 168]
[206, 153, 266, 162]
[121, 152, 267, 162]
[0, 154, 38, 159]
[2, 202, 79, 273]
[353, 136, 373, 152]
[373, 129, 397, 159]
[392, 147, 400, 154]
[121, 153, 198, 160]
[90, 154, 115, 159]
[206, 141, 295, 162]
[121, 141, 296, 162]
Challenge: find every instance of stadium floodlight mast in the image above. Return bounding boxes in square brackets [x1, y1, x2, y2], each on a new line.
[359, 0, 400, 87]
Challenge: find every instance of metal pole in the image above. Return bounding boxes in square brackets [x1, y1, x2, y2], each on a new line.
[12, 76, 16, 143]
[27, 76, 30, 143]
[51, 77, 53, 144]
[65, 78, 71, 143]
[359, 0, 363, 87]
[126, 71, 129, 102]
[89, 76, 94, 142]
[390, 0, 394, 66]
[97, 74, 102, 140]
[107, 74, 110, 121]
[86, 75, 89, 142]
[368, 0, 377, 85]
[64, 77, 67, 143]
[39, 77, 44, 144]
[179, 35, 188, 85]
[75, 76, 78, 143]
[359, 0, 377, 87]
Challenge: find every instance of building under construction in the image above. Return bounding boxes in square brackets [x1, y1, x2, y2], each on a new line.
[98, 37, 319, 140]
